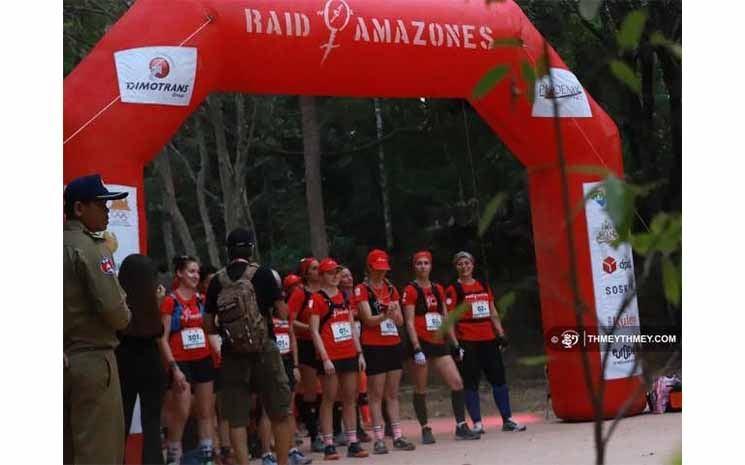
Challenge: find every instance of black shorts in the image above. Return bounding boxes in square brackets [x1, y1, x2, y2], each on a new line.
[282, 356, 296, 391]
[316, 356, 359, 375]
[363, 344, 403, 376]
[298, 339, 317, 367]
[171, 356, 215, 388]
[420, 340, 449, 359]
[458, 339, 506, 390]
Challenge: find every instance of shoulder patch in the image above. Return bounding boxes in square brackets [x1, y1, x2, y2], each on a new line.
[99, 256, 116, 276]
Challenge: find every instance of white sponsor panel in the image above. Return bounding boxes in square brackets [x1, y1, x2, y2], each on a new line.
[106, 184, 140, 269]
[532, 68, 592, 118]
[583, 181, 642, 380]
[114, 46, 197, 106]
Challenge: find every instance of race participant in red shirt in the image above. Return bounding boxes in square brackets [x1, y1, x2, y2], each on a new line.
[287, 258, 324, 453]
[339, 267, 372, 445]
[159, 255, 218, 465]
[446, 251, 526, 433]
[402, 251, 480, 444]
[355, 250, 416, 454]
[309, 258, 369, 460]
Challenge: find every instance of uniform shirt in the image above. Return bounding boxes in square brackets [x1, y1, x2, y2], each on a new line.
[445, 280, 496, 342]
[160, 293, 211, 362]
[308, 291, 356, 361]
[63, 220, 131, 353]
[353, 282, 401, 346]
[272, 317, 292, 358]
[204, 261, 282, 354]
[287, 286, 313, 341]
[402, 283, 447, 345]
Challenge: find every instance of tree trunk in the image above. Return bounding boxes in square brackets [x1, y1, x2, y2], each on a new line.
[155, 151, 197, 257]
[194, 116, 223, 267]
[299, 96, 329, 258]
[374, 98, 394, 250]
[161, 213, 176, 267]
[207, 96, 239, 232]
[658, 49, 682, 211]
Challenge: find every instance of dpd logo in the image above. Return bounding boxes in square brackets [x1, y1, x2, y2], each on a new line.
[149, 57, 170, 79]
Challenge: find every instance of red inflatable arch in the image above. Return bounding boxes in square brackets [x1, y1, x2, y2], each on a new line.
[64, 0, 646, 422]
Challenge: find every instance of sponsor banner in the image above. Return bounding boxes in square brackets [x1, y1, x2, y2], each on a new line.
[106, 184, 140, 269]
[532, 68, 592, 118]
[114, 46, 197, 106]
[583, 181, 642, 380]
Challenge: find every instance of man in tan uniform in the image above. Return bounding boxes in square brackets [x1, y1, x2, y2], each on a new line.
[63, 174, 132, 465]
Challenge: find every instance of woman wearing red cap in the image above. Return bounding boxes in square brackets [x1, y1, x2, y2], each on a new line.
[287, 258, 325, 452]
[355, 250, 416, 454]
[402, 251, 480, 444]
[308, 258, 369, 460]
[446, 252, 526, 434]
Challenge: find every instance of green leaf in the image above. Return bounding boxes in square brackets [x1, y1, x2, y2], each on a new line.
[478, 192, 507, 236]
[496, 291, 516, 319]
[472, 65, 510, 100]
[617, 10, 648, 51]
[438, 302, 469, 339]
[578, 0, 603, 21]
[521, 61, 536, 104]
[630, 232, 654, 255]
[518, 355, 549, 367]
[661, 256, 681, 306]
[609, 59, 641, 95]
[650, 31, 682, 60]
[535, 54, 549, 79]
[490, 37, 524, 48]
[602, 175, 634, 243]
[567, 164, 612, 177]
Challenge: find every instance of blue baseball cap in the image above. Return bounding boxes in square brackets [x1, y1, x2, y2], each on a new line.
[64, 174, 128, 205]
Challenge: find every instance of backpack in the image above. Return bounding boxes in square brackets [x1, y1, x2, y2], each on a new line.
[409, 281, 442, 316]
[362, 280, 395, 316]
[317, 290, 350, 330]
[169, 293, 204, 333]
[215, 263, 266, 353]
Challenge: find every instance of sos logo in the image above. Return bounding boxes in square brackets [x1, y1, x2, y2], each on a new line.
[604, 283, 633, 296]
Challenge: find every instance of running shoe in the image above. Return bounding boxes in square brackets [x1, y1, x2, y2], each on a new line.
[373, 439, 389, 455]
[289, 448, 313, 465]
[393, 436, 416, 450]
[261, 452, 278, 465]
[421, 426, 436, 445]
[471, 422, 485, 435]
[165, 452, 180, 465]
[357, 428, 372, 443]
[346, 442, 369, 458]
[200, 448, 215, 465]
[311, 437, 326, 453]
[502, 419, 527, 432]
[323, 445, 340, 461]
[455, 423, 481, 440]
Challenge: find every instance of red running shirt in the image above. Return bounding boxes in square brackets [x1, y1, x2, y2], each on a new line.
[445, 281, 496, 342]
[308, 291, 356, 361]
[287, 287, 313, 341]
[353, 282, 401, 346]
[160, 293, 211, 362]
[272, 317, 292, 357]
[402, 283, 447, 345]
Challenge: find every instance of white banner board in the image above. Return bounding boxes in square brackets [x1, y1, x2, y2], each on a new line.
[114, 46, 197, 106]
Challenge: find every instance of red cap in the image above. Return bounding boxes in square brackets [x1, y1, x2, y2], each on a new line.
[413, 250, 433, 264]
[367, 249, 391, 271]
[318, 258, 343, 273]
[283, 274, 302, 291]
[298, 257, 317, 276]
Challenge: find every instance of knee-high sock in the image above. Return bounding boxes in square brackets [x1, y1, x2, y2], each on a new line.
[413, 393, 428, 427]
[464, 388, 482, 423]
[300, 396, 319, 440]
[492, 384, 512, 421]
[332, 401, 343, 435]
[451, 389, 466, 424]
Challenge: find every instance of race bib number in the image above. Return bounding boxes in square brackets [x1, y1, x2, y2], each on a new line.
[276, 333, 291, 355]
[181, 327, 206, 350]
[380, 318, 399, 337]
[425, 313, 442, 332]
[471, 301, 490, 319]
[331, 321, 353, 342]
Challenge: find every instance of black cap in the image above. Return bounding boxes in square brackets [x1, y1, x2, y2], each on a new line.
[64, 174, 128, 205]
[226, 228, 255, 248]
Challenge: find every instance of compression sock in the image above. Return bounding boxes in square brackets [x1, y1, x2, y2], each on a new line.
[492, 384, 512, 421]
[391, 422, 403, 440]
[451, 389, 467, 424]
[373, 425, 384, 441]
[464, 388, 482, 423]
[413, 393, 428, 427]
[332, 401, 343, 436]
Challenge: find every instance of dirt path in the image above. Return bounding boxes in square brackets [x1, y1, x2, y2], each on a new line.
[317, 412, 681, 465]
